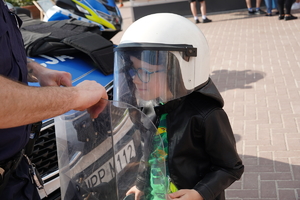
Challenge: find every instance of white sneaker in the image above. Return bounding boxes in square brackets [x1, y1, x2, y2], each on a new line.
[291, 2, 300, 10]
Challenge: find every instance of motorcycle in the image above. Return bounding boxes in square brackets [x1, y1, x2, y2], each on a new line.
[44, 0, 122, 40]
[10, 0, 122, 40]
[55, 100, 168, 200]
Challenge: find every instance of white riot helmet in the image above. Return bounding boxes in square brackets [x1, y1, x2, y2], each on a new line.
[113, 13, 210, 107]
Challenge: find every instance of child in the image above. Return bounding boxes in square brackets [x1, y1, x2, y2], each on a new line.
[113, 13, 244, 200]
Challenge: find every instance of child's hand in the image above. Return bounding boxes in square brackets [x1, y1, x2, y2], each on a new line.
[167, 189, 203, 200]
[126, 185, 144, 200]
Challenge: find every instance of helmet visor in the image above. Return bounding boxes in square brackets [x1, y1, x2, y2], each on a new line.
[114, 44, 196, 107]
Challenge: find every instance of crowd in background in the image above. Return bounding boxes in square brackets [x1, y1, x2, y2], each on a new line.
[117, 0, 299, 22]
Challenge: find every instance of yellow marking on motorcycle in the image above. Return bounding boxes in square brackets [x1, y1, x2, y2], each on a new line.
[72, 0, 116, 30]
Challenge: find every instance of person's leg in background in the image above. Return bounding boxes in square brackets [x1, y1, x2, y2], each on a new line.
[255, 0, 267, 14]
[271, 0, 279, 14]
[256, 0, 262, 8]
[245, 0, 256, 14]
[190, 0, 200, 23]
[284, 0, 298, 19]
[264, 0, 273, 15]
[277, 0, 285, 19]
[200, 0, 212, 23]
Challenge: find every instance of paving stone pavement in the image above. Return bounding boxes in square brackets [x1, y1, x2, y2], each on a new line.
[112, 5, 300, 200]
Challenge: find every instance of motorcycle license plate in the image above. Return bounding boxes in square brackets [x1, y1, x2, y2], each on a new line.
[84, 140, 136, 187]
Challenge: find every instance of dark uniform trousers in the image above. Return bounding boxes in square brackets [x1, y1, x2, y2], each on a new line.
[1, 158, 40, 200]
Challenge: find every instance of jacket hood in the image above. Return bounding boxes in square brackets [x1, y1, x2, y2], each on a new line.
[195, 78, 224, 107]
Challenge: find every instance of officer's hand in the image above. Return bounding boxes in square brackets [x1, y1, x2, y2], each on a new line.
[38, 69, 72, 87]
[74, 80, 108, 118]
[27, 59, 72, 87]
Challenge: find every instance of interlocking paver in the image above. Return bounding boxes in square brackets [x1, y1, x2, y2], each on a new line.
[112, 5, 300, 199]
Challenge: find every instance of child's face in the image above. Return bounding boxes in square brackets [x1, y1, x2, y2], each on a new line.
[130, 56, 169, 101]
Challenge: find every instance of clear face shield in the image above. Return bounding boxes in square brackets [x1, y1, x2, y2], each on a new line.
[113, 43, 197, 107]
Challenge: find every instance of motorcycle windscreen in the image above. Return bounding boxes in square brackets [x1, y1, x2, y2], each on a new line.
[54, 100, 167, 200]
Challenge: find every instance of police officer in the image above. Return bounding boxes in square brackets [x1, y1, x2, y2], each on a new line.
[0, 1, 108, 199]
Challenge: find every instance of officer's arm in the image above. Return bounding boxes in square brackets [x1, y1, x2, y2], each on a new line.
[0, 75, 108, 129]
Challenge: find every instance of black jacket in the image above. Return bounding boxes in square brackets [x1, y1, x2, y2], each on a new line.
[136, 79, 244, 200]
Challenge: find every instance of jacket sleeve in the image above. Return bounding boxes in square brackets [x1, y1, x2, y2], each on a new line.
[194, 108, 244, 200]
